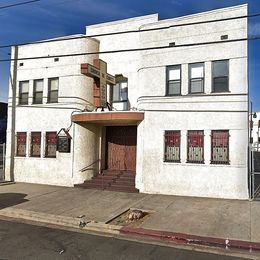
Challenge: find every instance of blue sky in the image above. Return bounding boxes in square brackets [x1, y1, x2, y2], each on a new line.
[0, 0, 259, 110]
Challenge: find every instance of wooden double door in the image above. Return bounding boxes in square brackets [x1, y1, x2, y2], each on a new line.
[106, 126, 137, 171]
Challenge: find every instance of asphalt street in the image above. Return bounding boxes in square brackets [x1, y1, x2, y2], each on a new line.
[0, 219, 252, 260]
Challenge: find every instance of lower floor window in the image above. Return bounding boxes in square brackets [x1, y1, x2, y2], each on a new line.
[211, 130, 229, 164]
[45, 132, 57, 157]
[164, 131, 180, 162]
[187, 130, 204, 163]
[30, 132, 41, 157]
[16, 132, 26, 156]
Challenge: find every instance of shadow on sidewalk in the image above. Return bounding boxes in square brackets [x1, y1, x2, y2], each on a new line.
[0, 193, 28, 209]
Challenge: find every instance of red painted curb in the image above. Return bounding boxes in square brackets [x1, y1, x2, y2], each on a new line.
[120, 227, 260, 251]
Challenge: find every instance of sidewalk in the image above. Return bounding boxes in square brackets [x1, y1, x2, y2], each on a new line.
[0, 183, 259, 246]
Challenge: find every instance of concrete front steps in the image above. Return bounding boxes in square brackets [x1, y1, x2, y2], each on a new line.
[75, 170, 139, 193]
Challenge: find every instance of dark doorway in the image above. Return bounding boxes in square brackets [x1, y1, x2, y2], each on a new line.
[106, 126, 137, 171]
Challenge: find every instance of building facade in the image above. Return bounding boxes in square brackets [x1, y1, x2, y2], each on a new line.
[252, 112, 260, 148]
[5, 4, 249, 199]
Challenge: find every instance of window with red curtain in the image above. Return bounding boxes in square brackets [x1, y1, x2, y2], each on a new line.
[211, 130, 229, 164]
[30, 132, 41, 157]
[187, 130, 204, 163]
[45, 132, 57, 158]
[164, 131, 180, 162]
[16, 132, 27, 157]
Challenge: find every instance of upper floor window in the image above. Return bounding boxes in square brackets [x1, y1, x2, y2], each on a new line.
[189, 63, 204, 94]
[212, 60, 229, 92]
[164, 130, 181, 162]
[112, 81, 128, 110]
[211, 130, 229, 164]
[166, 65, 181, 95]
[16, 132, 26, 157]
[33, 79, 43, 104]
[30, 132, 41, 157]
[19, 81, 29, 105]
[48, 78, 59, 103]
[187, 130, 204, 163]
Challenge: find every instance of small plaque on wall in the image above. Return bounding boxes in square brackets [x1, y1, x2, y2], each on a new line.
[57, 128, 72, 153]
[57, 136, 71, 153]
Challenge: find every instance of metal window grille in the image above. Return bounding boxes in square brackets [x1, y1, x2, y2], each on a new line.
[16, 132, 27, 157]
[187, 130, 204, 163]
[211, 130, 229, 164]
[45, 132, 57, 158]
[164, 131, 180, 162]
[30, 132, 41, 157]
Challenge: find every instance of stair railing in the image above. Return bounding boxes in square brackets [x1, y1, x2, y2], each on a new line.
[79, 159, 101, 175]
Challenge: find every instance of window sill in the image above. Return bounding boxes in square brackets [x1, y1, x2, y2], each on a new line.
[211, 91, 231, 94]
[165, 94, 182, 97]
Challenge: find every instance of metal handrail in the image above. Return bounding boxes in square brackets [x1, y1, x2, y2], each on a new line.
[79, 159, 101, 173]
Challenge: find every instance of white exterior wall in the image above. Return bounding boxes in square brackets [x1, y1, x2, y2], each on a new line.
[6, 4, 249, 198]
[137, 5, 248, 199]
[252, 112, 260, 146]
[5, 36, 99, 186]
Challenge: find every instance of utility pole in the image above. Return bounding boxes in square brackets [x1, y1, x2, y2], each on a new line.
[9, 45, 18, 181]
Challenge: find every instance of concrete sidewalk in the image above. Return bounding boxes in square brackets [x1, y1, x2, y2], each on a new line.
[0, 183, 259, 244]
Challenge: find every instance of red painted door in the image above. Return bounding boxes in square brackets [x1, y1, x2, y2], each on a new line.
[106, 126, 137, 171]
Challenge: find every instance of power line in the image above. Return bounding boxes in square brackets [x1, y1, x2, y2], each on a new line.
[0, 36, 254, 63]
[0, 0, 41, 10]
[0, 11, 258, 49]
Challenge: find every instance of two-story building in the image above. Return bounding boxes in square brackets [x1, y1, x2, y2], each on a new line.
[5, 4, 249, 199]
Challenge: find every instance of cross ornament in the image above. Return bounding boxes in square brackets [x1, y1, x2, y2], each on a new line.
[81, 59, 115, 108]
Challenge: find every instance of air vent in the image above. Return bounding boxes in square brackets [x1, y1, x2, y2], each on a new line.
[54, 57, 59, 62]
[169, 42, 176, 47]
[221, 35, 228, 40]
[19, 62, 24, 67]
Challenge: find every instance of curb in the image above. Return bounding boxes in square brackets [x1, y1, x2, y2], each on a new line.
[0, 208, 120, 235]
[1, 207, 260, 252]
[0, 181, 15, 186]
[120, 227, 260, 252]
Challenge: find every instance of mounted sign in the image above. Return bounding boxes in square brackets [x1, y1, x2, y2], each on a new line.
[81, 59, 115, 108]
[57, 128, 72, 153]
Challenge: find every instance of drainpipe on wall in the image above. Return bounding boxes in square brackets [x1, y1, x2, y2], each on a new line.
[9, 45, 18, 182]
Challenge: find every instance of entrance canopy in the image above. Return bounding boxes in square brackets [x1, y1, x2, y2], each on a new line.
[72, 111, 144, 125]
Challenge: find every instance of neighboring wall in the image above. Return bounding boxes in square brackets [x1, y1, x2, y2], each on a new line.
[0, 102, 7, 143]
[252, 112, 260, 146]
[5, 36, 99, 186]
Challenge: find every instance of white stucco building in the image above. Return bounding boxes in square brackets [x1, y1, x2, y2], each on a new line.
[5, 4, 249, 199]
[252, 112, 260, 148]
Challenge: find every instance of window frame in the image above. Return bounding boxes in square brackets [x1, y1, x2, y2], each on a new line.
[33, 79, 44, 104]
[211, 130, 230, 164]
[112, 80, 128, 103]
[164, 130, 181, 163]
[47, 78, 59, 103]
[166, 65, 182, 96]
[19, 81, 29, 105]
[16, 132, 27, 157]
[30, 132, 41, 158]
[212, 60, 229, 93]
[45, 131, 57, 158]
[187, 130, 204, 164]
[189, 63, 205, 94]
